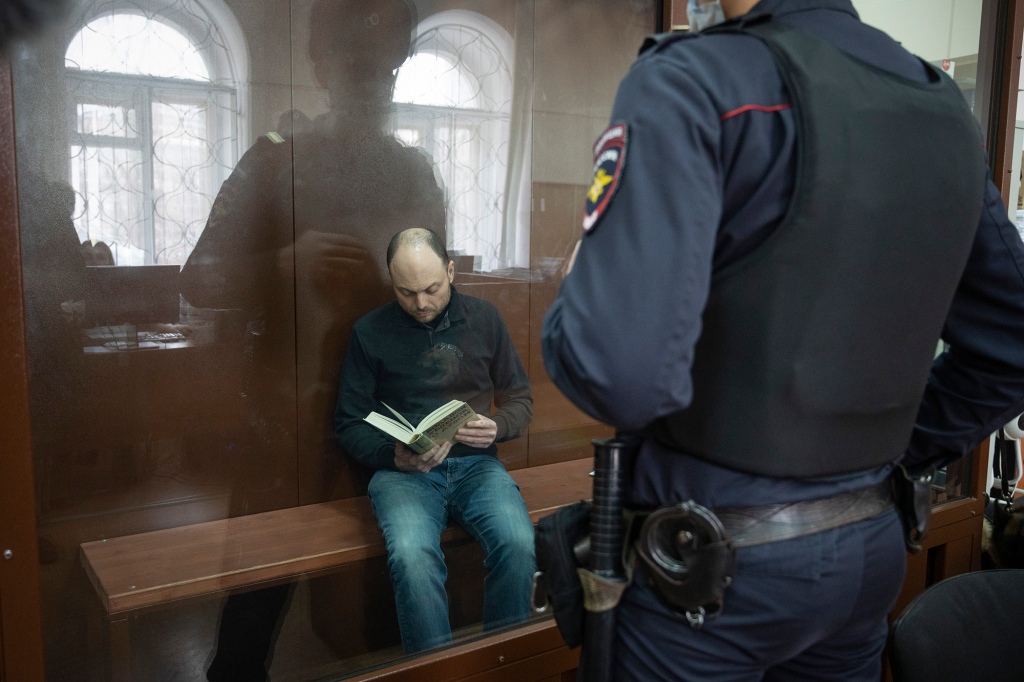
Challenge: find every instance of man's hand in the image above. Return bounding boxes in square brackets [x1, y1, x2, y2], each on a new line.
[394, 441, 451, 473]
[455, 414, 498, 449]
[279, 231, 375, 288]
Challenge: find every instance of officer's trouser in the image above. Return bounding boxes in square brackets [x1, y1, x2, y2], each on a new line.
[614, 508, 905, 682]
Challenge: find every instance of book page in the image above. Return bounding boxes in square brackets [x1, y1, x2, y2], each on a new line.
[422, 401, 477, 446]
[364, 413, 414, 443]
[420, 399, 465, 429]
[382, 402, 416, 431]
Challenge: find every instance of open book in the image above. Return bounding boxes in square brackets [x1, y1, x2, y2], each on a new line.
[364, 400, 478, 455]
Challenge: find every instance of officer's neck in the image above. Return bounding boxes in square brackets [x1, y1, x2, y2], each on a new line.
[721, 0, 761, 18]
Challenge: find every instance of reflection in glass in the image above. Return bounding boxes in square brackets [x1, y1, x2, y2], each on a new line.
[854, 1, 981, 110]
[13, 0, 657, 679]
[64, 7, 240, 265]
[66, 13, 211, 79]
[394, 16, 517, 271]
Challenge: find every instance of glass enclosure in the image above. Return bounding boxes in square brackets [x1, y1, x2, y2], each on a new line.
[12, 0, 656, 679]
[853, 0, 986, 506]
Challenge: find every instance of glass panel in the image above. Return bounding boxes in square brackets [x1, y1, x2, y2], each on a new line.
[854, 1, 982, 110]
[853, 0, 985, 506]
[70, 142, 147, 264]
[76, 101, 138, 137]
[66, 13, 212, 81]
[395, 52, 480, 108]
[14, 0, 655, 679]
[151, 99, 216, 265]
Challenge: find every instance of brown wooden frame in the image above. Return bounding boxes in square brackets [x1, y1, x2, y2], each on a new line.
[0, 58, 47, 682]
[978, 0, 1024, 206]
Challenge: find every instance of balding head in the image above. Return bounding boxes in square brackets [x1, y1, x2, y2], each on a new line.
[388, 228, 454, 324]
[387, 227, 449, 269]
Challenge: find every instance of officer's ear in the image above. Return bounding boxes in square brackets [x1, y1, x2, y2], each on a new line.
[447, 260, 455, 283]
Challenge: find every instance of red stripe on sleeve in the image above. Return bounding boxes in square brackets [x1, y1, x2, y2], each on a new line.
[720, 103, 792, 122]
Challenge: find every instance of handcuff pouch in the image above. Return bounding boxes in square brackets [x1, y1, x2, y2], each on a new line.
[634, 501, 736, 624]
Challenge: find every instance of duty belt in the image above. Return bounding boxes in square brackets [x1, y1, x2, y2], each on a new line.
[623, 482, 896, 627]
[626, 480, 894, 549]
[714, 480, 896, 546]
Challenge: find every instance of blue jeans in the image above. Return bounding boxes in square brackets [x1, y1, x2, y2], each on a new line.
[615, 509, 906, 681]
[367, 455, 536, 653]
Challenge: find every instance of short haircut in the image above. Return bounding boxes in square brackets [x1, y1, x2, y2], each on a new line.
[387, 228, 450, 269]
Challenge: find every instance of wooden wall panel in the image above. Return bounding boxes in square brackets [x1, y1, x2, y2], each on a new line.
[0, 58, 46, 682]
[664, 0, 687, 30]
[344, 620, 578, 682]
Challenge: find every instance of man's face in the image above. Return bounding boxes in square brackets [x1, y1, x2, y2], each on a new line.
[389, 245, 455, 324]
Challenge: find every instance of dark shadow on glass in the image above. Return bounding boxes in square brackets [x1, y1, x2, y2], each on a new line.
[177, 1, 446, 679]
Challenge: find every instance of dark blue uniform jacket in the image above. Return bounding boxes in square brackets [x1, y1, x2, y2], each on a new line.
[542, 0, 1024, 508]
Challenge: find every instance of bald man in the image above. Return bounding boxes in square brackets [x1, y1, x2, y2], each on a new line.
[334, 228, 535, 653]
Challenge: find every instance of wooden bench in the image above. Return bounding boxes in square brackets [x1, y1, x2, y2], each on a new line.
[80, 458, 592, 681]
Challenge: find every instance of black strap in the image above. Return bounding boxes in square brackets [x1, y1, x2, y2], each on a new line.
[993, 427, 1017, 506]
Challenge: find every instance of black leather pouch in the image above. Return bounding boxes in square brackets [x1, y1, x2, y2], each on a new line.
[891, 465, 934, 553]
[533, 500, 591, 648]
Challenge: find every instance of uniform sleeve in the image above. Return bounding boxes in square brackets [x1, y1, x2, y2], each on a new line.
[904, 174, 1024, 470]
[542, 55, 723, 430]
[489, 310, 533, 442]
[334, 327, 397, 471]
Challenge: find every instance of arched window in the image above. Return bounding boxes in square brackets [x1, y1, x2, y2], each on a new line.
[64, 0, 247, 266]
[393, 11, 521, 272]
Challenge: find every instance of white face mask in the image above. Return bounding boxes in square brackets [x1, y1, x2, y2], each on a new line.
[687, 0, 727, 33]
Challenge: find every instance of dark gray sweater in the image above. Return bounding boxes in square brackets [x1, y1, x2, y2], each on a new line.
[335, 287, 532, 470]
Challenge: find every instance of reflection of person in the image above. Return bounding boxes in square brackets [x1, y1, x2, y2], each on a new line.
[543, 0, 1024, 680]
[335, 228, 534, 653]
[80, 239, 113, 266]
[0, 0, 68, 54]
[20, 177, 85, 515]
[180, 0, 445, 505]
[180, 1, 445, 679]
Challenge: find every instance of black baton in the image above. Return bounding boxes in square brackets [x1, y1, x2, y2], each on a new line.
[579, 438, 628, 682]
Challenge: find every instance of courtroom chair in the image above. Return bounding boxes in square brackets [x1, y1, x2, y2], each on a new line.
[889, 569, 1024, 682]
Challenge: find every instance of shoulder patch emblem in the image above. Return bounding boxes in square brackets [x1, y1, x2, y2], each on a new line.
[583, 123, 628, 233]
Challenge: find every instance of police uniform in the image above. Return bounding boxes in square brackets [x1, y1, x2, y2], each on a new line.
[541, 0, 1024, 680]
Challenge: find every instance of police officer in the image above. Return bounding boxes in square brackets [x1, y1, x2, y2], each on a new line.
[541, 0, 1024, 680]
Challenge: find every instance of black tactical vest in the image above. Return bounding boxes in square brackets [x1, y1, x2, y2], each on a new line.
[648, 18, 987, 477]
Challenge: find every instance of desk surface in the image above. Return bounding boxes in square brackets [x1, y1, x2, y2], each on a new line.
[80, 457, 593, 615]
[81, 323, 203, 353]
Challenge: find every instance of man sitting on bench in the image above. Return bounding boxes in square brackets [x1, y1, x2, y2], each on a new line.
[334, 227, 535, 653]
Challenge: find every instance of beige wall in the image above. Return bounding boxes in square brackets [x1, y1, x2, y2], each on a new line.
[853, 0, 983, 62]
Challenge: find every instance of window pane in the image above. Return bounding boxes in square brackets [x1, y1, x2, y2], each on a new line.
[70, 143, 147, 265]
[393, 18, 515, 272]
[66, 13, 211, 81]
[76, 102, 138, 138]
[394, 52, 480, 108]
[152, 100, 215, 265]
